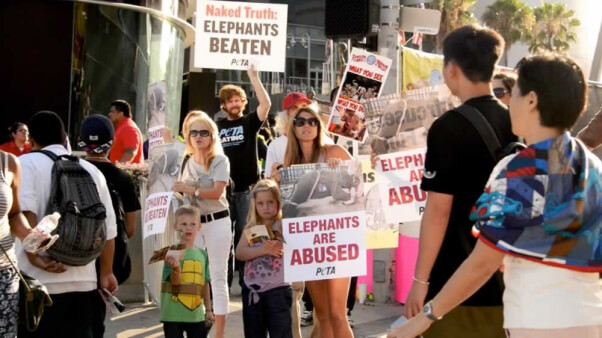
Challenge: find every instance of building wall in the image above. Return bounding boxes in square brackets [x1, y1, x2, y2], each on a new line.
[0, 1, 74, 143]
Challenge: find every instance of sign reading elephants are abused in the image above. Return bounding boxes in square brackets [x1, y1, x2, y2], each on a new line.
[280, 161, 367, 281]
[376, 149, 427, 224]
[194, 0, 288, 72]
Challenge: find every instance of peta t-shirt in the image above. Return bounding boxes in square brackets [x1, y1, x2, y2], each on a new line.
[217, 112, 263, 192]
[420, 95, 516, 307]
[160, 248, 210, 323]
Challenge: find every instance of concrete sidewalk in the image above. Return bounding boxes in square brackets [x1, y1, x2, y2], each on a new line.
[105, 278, 403, 338]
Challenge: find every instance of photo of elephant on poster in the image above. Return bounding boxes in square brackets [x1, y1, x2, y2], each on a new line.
[279, 161, 365, 219]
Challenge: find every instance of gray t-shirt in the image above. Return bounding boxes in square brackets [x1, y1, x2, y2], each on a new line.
[181, 154, 230, 215]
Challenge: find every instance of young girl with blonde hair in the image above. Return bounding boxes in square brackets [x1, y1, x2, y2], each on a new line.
[236, 179, 292, 338]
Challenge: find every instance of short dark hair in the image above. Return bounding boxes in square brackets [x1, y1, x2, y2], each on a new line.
[443, 24, 504, 83]
[29, 111, 65, 147]
[515, 54, 587, 130]
[8, 122, 26, 140]
[111, 100, 132, 118]
[493, 73, 517, 92]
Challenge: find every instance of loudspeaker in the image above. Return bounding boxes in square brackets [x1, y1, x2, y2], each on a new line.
[325, 0, 380, 39]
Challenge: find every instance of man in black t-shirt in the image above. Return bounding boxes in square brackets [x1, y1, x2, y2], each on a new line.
[404, 25, 516, 338]
[216, 67, 271, 288]
[77, 115, 141, 338]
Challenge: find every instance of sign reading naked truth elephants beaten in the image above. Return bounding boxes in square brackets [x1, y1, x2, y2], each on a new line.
[143, 192, 174, 239]
[279, 161, 367, 282]
[194, 0, 288, 72]
[376, 149, 427, 224]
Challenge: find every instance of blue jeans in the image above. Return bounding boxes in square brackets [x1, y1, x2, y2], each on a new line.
[228, 190, 251, 288]
[242, 286, 293, 338]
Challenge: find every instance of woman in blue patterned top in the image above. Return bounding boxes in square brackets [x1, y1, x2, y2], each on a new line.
[388, 55, 602, 338]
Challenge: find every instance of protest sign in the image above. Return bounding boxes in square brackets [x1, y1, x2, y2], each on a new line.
[361, 86, 458, 156]
[283, 211, 366, 282]
[280, 161, 366, 281]
[376, 149, 427, 224]
[147, 125, 166, 150]
[327, 48, 392, 143]
[147, 80, 167, 128]
[358, 156, 398, 249]
[194, 0, 288, 72]
[143, 192, 174, 239]
[401, 47, 444, 92]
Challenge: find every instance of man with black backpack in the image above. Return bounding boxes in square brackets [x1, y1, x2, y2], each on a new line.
[16, 111, 118, 338]
[78, 115, 141, 338]
[402, 25, 517, 338]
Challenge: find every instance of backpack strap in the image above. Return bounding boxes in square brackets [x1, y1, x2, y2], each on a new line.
[453, 105, 501, 162]
[35, 149, 60, 162]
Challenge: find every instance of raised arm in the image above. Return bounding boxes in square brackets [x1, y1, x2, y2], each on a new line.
[248, 67, 271, 122]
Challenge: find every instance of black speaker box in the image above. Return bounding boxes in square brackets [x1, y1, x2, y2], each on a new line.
[325, 0, 380, 39]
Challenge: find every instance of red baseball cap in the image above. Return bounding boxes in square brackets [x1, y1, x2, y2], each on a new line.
[282, 92, 312, 110]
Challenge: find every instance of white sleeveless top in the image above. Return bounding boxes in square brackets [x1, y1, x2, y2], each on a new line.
[0, 152, 16, 269]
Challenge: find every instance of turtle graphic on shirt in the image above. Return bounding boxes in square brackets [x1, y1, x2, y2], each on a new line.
[171, 260, 205, 311]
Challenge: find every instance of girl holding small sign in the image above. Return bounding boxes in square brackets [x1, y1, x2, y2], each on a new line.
[280, 106, 354, 338]
[236, 179, 291, 338]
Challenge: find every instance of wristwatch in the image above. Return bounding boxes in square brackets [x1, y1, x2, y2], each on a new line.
[194, 187, 201, 197]
[423, 301, 442, 321]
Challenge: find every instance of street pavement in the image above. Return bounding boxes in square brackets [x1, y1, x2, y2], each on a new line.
[105, 277, 403, 338]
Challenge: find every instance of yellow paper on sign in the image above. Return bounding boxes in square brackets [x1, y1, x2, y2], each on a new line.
[359, 156, 399, 249]
[401, 47, 444, 92]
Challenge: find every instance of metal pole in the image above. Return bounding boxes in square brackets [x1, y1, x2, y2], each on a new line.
[378, 0, 400, 95]
[307, 33, 311, 90]
[590, 19, 602, 82]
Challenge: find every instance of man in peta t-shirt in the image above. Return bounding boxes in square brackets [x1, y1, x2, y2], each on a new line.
[216, 67, 271, 288]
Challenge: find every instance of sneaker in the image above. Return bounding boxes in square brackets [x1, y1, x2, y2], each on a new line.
[347, 313, 354, 328]
[300, 311, 313, 327]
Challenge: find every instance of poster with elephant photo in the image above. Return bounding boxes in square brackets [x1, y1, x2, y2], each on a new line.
[279, 161, 365, 219]
[360, 85, 459, 156]
[279, 160, 367, 282]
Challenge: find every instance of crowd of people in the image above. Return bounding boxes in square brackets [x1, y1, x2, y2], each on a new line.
[1, 22, 602, 338]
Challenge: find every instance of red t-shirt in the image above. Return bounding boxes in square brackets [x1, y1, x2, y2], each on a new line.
[109, 117, 143, 164]
[0, 141, 31, 157]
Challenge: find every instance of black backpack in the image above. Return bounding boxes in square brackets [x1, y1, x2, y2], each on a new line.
[39, 150, 107, 266]
[107, 182, 131, 284]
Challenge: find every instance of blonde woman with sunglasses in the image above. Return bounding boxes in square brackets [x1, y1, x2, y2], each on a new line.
[172, 111, 231, 338]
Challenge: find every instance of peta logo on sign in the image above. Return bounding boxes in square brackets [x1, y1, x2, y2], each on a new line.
[367, 55, 376, 65]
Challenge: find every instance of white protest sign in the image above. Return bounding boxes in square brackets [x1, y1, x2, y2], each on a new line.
[283, 211, 366, 282]
[376, 149, 427, 224]
[143, 192, 174, 239]
[147, 125, 165, 150]
[327, 48, 392, 143]
[194, 0, 288, 72]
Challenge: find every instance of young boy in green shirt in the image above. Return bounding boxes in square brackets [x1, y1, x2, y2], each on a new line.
[161, 205, 214, 338]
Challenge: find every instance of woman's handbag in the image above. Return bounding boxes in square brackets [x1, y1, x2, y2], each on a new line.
[0, 244, 53, 332]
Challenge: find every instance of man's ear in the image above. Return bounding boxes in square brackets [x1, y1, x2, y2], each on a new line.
[527, 90, 539, 111]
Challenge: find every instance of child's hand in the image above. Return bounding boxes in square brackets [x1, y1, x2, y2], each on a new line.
[327, 158, 342, 169]
[206, 310, 215, 323]
[165, 256, 180, 272]
[263, 240, 283, 257]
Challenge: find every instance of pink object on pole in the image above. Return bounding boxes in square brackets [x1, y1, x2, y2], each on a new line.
[395, 235, 420, 304]
[357, 249, 373, 294]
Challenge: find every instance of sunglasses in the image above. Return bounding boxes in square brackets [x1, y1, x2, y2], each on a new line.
[493, 87, 510, 99]
[189, 129, 211, 137]
[292, 117, 319, 127]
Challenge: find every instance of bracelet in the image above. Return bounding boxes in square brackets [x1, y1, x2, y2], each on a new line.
[413, 276, 430, 286]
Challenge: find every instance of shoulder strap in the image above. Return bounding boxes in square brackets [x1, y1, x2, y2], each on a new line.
[0, 151, 7, 180]
[454, 105, 501, 162]
[34, 149, 60, 162]
[180, 154, 191, 176]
